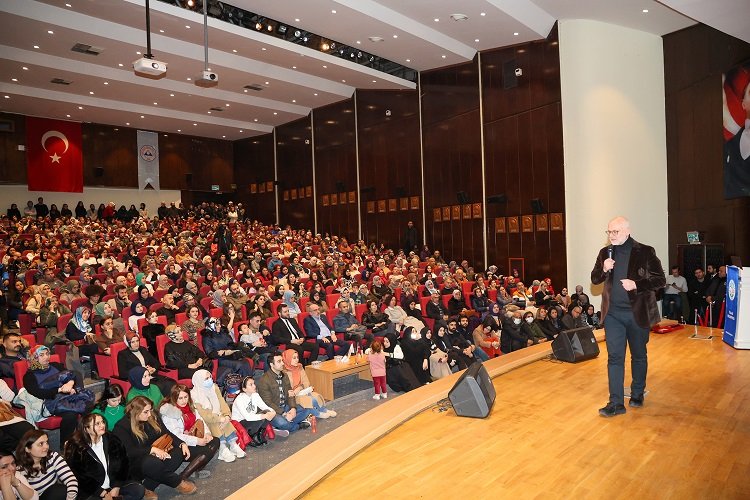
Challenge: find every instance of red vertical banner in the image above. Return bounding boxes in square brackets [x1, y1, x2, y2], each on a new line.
[26, 117, 83, 192]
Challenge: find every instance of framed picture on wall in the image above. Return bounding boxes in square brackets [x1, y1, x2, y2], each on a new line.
[259, 184, 266, 194]
[451, 205, 460, 220]
[508, 216, 519, 233]
[340, 192, 347, 204]
[388, 199, 397, 212]
[367, 201, 375, 213]
[290, 188, 298, 200]
[508, 258, 525, 281]
[266, 181, 274, 191]
[410, 196, 419, 210]
[283, 190, 289, 201]
[462, 204, 471, 219]
[306, 186, 313, 197]
[400, 198, 409, 211]
[378, 200, 387, 213]
[536, 214, 548, 231]
[322, 194, 329, 206]
[442, 206, 451, 221]
[521, 215, 533, 232]
[472, 203, 482, 219]
[348, 191, 356, 203]
[331, 193, 338, 205]
[250, 183, 257, 194]
[433, 208, 442, 222]
[550, 213, 564, 231]
[495, 217, 506, 233]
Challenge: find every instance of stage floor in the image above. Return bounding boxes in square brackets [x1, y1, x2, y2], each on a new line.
[304, 328, 750, 499]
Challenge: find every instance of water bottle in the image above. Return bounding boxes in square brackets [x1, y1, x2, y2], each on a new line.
[310, 415, 317, 433]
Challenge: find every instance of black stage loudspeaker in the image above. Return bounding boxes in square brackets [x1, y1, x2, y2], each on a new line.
[551, 326, 600, 363]
[448, 362, 496, 418]
[456, 191, 469, 204]
[487, 194, 507, 204]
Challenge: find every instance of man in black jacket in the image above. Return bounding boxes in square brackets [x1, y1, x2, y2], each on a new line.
[270, 304, 318, 364]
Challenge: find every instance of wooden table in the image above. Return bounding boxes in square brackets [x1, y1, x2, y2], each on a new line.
[304, 357, 372, 401]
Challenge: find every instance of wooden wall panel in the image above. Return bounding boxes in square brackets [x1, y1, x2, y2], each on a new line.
[234, 133, 276, 224]
[314, 99, 358, 241]
[276, 115, 314, 230]
[82, 124, 138, 187]
[0, 113, 28, 185]
[664, 24, 750, 266]
[421, 59, 484, 267]
[482, 30, 565, 287]
[357, 90, 422, 251]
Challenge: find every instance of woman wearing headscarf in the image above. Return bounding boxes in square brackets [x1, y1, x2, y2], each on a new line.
[131, 286, 156, 313]
[23, 345, 85, 445]
[399, 327, 431, 386]
[65, 307, 100, 377]
[308, 289, 328, 314]
[583, 304, 602, 329]
[189, 370, 245, 463]
[59, 280, 85, 307]
[117, 332, 175, 398]
[164, 325, 211, 381]
[202, 313, 253, 378]
[543, 307, 564, 338]
[404, 299, 427, 331]
[281, 290, 301, 319]
[281, 350, 336, 419]
[382, 332, 421, 393]
[433, 321, 473, 372]
[125, 366, 163, 407]
[92, 301, 124, 333]
[127, 302, 147, 333]
[521, 311, 548, 344]
[422, 325, 453, 380]
[422, 279, 439, 298]
[140, 311, 165, 360]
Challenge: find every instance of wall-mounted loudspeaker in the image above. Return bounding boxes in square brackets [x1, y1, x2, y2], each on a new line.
[335, 181, 346, 192]
[185, 173, 192, 184]
[530, 198, 545, 214]
[503, 59, 519, 89]
[456, 191, 469, 204]
[94, 167, 104, 177]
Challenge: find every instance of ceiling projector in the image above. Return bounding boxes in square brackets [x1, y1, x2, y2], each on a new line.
[133, 57, 167, 78]
[195, 70, 219, 88]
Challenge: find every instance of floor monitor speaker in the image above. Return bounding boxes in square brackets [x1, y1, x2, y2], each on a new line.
[551, 326, 599, 363]
[448, 362, 496, 418]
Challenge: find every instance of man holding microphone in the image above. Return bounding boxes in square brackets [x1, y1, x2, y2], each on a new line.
[591, 216, 666, 417]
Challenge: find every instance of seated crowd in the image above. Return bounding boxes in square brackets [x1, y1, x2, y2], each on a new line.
[0, 199, 599, 498]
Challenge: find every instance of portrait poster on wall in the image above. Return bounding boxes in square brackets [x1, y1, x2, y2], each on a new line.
[723, 61, 750, 198]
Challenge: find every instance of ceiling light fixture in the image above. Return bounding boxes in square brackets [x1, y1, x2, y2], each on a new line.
[140, 115, 145, 118]
[126, 122, 130, 125]
[159, 29, 164, 33]
[66, 114, 70, 117]
[65, 3, 72, 7]
[450, 14, 468, 21]
[406, 59, 410, 62]
[22, 66, 28, 70]
[331, 10, 336, 14]
[434, 18, 439, 22]
[313, 93, 318, 96]
[273, 112, 277, 115]
[177, 129, 181, 132]
[47, 30, 54, 34]
[78, 106, 83, 109]
[3, 96, 9, 99]
[222, 135, 226, 138]
[232, 49, 237, 53]
[480, 12, 486, 16]
[11, 78, 17, 82]
[369, 36, 384, 42]
[514, 32, 519, 36]
[295, 18, 300, 22]
[642, 9, 649, 13]
[33, 45, 40, 49]
[170, 93, 174, 96]
[441, 55, 446, 59]
[393, 35, 398, 38]
[153, 102, 157, 105]
[103, 81, 109, 85]
[89, 91, 94, 95]
[475, 39, 479, 42]
[118, 63, 123, 67]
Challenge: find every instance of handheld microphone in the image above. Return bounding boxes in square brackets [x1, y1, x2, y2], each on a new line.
[606, 245, 613, 273]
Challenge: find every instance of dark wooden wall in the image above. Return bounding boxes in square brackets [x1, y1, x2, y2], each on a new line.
[482, 28, 565, 286]
[234, 133, 276, 223]
[0, 113, 26, 184]
[357, 90, 422, 250]
[421, 59, 485, 267]
[275, 115, 314, 230]
[664, 24, 750, 266]
[314, 99, 358, 241]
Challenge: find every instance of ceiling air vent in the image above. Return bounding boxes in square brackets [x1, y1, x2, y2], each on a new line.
[50, 78, 72, 85]
[71, 43, 104, 56]
[243, 84, 264, 91]
[209, 106, 224, 112]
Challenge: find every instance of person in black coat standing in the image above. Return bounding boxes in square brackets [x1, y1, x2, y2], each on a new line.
[403, 221, 419, 255]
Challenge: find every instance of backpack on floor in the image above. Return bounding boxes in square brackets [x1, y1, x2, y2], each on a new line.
[222, 372, 243, 405]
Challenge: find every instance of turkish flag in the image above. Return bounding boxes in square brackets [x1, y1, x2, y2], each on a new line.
[26, 117, 83, 193]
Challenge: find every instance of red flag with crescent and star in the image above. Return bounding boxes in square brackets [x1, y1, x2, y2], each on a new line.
[26, 117, 83, 192]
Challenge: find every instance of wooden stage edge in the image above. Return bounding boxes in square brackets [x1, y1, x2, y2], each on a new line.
[228, 329, 613, 500]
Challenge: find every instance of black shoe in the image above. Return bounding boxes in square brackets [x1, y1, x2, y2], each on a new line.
[598, 403, 626, 417]
[298, 420, 311, 429]
[629, 395, 644, 407]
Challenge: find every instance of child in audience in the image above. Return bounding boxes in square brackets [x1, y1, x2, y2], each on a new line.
[231, 377, 276, 445]
[365, 340, 387, 400]
[92, 383, 126, 431]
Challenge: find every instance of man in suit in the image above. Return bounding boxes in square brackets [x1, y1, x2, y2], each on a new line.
[270, 303, 318, 364]
[303, 304, 349, 360]
[591, 216, 665, 417]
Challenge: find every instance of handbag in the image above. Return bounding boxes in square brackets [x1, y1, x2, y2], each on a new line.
[187, 420, 205, 439]
[152, 434, 173, 453]
[43, 389, 95, 415]
[230, 420, 250, 450]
